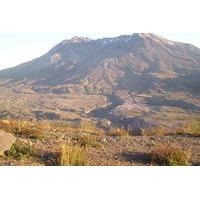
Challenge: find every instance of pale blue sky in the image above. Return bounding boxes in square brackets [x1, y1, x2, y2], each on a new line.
[0, 33, 200, 70]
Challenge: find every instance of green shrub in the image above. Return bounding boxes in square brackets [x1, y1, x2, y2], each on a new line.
[5, 141, 36, 160]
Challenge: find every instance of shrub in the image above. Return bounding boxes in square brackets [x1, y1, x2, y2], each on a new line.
[0, 120, 46, 139]
[5, 141, 36, 160]
[77, 134, 101, 148]
[80, 119, 96, 133]
[150, 144, 190, 166]
[58, 144, 86, 166]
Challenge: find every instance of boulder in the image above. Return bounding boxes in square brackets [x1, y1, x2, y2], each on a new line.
[0, 129, 16, 155]
[129, 128, 145, 136]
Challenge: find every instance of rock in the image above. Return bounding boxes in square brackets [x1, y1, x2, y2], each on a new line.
[130, 128, 145, 136]
[0, 129, 16, 155]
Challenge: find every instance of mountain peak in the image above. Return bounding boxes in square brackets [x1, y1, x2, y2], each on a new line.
[133, 33, 175, 45]
[64, 36, 92, 44]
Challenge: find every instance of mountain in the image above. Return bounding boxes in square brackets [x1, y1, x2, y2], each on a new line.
[0, 33, 200, 130]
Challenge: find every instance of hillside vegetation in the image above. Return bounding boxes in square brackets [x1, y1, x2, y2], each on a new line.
[0, 119, 199, 166]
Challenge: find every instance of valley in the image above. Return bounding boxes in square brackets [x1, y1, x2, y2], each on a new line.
[0, 33, 200, 166]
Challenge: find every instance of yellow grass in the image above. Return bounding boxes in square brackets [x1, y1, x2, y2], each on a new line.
[176, 120, 200, 136]
[59, 143, 86, 166]
[109, 128, 129, 137]
[0, 119, 48, 139]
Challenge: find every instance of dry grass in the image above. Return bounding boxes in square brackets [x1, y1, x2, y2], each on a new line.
[150, 144, 190, 166]
[176, 120, 200, 136]
[142, 120, 200, 136]
[58, 143, 87, 166]
[0, 119, 48, 139]
[80, 119, 98, 134]
[76, 134, 101, 148]
[144, 126, 167, 136]
[109, 128, 129, 137]
[49, 119, 103, 136]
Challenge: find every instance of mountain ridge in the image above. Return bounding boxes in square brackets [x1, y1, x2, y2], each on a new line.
[1, 33, 199, 73]
[0, 33, 200, 129]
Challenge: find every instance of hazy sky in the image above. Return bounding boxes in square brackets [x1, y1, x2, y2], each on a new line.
[0, 33, 199, 70]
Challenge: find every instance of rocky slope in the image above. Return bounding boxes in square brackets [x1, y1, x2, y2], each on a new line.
[0, 33, 200, 129]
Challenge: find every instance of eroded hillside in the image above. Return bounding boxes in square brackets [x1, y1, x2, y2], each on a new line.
[0, 33, 200, 130]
